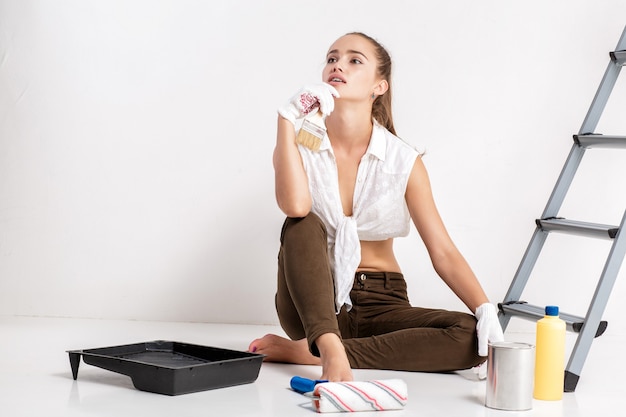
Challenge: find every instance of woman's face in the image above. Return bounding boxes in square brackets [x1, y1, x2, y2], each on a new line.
[323, 34, 386, 102]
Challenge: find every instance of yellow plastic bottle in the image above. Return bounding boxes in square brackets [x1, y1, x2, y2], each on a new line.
[533, 305, 566, 400]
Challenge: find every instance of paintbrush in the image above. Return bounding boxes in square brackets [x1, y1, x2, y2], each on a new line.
[296, 111, 326, 151]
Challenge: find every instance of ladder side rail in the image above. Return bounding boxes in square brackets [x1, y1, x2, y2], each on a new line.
[579, 24, 626, 134]
[614, 25, 626, 52]
[564, 209, 626, 392]
[498, 228, 548, 330]
[541, 144, 586, 218]
[563, 27, 626, 390]
[541, 59, 621, 216]
[579, 61, 622, 134]
[531, 28, 626, 219]
[501, 25, 626, 392]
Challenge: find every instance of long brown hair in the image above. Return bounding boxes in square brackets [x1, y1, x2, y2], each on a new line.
[347, 32, 396, 136]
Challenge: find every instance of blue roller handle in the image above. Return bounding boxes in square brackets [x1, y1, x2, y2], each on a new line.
[290, 376, 328, 394]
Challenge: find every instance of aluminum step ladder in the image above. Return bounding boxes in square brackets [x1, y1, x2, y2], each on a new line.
[498, 26, 626, 393]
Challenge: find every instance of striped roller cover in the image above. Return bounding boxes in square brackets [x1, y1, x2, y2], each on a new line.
[313, 379, 408, 413]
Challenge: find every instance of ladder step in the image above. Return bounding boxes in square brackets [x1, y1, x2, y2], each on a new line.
[536, 218, 619, 240]
[610, 50, 626, 65]
[499, 302, 607, 337]
[574, 134, 626, 149]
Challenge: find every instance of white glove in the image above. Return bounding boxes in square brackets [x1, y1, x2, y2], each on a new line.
[475, 303, 505, 356]
[472, 361, 488, 380]
[277, 83, 339, 125]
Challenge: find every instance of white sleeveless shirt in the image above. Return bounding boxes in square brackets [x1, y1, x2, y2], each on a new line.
[298, 122, 420, 312]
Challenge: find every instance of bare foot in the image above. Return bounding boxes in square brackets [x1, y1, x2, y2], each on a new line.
[248, 334, 320, 365]
[248, 333, 353, 382]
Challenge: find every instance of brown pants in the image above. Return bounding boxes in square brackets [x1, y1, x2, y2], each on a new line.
[275, 213, 484, 372]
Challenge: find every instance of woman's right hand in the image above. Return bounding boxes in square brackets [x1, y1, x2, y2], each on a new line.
[277, 83, 339, 126]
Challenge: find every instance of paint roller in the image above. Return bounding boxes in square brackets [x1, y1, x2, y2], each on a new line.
[290, 376, 408, 413]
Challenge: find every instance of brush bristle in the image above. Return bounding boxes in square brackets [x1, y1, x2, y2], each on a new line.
[296, 130, 323, 151]
[296, 115, 326, 151]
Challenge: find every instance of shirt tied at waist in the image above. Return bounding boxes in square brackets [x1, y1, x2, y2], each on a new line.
[333, 216, 361, 313]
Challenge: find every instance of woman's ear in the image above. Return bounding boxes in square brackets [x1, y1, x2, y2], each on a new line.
[374, 79, 389, 96]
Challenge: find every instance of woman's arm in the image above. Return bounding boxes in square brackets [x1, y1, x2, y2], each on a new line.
[273, 116, 312, 217]
[405, 156, 489, 313]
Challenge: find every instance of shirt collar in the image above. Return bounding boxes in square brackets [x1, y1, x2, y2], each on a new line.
[366, 121, 387, 161]
[319, 120, 387, 161]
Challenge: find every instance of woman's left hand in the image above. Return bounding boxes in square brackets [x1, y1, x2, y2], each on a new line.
[474, 303, 505, 356]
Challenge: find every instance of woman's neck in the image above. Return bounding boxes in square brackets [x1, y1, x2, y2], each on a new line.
[325, 104, 373, 153]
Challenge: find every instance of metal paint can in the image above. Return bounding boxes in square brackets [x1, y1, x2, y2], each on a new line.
[485, 341, 535, 411]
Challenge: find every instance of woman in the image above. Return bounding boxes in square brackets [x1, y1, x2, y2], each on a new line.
[249, 32, 503, 382]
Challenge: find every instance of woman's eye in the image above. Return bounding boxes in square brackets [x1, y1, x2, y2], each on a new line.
[351, 58, 362, 64]
[327, 57, 337, 63]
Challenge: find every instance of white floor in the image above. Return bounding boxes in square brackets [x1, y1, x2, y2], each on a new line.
[0, 316, 623, 417]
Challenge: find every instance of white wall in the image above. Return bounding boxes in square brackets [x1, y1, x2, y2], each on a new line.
[1, 0, 626, 335]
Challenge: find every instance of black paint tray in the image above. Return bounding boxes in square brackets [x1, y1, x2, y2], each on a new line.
[68, 340, 264, 395]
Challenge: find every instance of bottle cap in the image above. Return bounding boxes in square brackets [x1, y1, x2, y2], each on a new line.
[545, 305, 559, 316]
